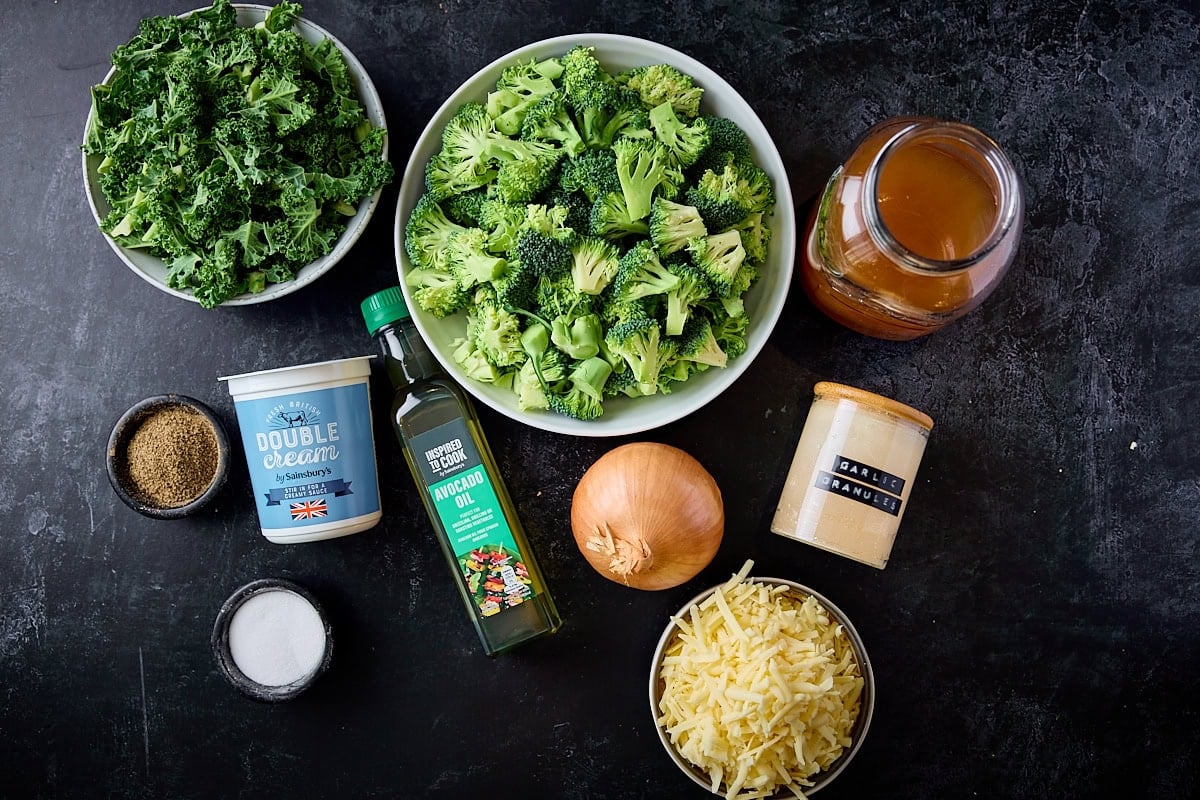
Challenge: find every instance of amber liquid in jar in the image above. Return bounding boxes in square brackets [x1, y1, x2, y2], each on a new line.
[801, 117, 1023, 340]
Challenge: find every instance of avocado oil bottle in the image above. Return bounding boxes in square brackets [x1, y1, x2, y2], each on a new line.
[361, 287, 562, 655]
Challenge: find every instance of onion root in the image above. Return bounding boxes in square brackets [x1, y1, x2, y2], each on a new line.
[585, 523, 653, 583]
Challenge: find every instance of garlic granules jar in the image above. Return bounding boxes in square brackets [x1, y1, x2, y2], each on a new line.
[771, 383, 933, 568]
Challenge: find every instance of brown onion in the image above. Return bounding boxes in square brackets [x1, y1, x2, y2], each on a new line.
[570, 442, 724, 590]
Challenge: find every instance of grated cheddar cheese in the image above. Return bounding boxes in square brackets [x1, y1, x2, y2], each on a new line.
[656, 561, 864, 799]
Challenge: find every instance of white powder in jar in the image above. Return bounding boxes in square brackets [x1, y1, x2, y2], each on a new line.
[228, 589, 327, 687]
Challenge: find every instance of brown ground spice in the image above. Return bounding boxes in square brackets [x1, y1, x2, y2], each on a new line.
[121, 405, 219, 508]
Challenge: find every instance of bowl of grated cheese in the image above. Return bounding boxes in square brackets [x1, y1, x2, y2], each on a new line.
[649, 563, 874, 799]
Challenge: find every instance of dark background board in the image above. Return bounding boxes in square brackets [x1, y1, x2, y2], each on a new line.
[1, 0, 1197, 798]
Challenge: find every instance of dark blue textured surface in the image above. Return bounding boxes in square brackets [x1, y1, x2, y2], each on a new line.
[1, 1, 1197, 797]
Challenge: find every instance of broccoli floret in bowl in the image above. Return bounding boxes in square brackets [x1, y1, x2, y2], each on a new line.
[394, 34, 794, 437]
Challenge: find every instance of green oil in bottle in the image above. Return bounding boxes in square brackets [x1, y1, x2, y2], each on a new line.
[361, 287, 562, 655]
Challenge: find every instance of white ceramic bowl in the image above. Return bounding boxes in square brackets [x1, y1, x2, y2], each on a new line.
[81, 4, 388, 306]
[394, 34, 796, 437]
[649, 577, 874, 797]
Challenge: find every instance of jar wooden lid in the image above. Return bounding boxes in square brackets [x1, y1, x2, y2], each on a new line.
[813, 382, 934, 431]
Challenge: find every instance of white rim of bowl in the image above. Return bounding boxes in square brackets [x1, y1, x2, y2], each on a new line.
[80, 3, 389, 306]
[392, 33, 796, 437]
[648, 576, 875, 797]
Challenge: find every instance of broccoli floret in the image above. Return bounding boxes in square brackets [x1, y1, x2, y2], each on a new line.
[493, 150, 561, 204]
[569, 236, 620, 295]
[467, 291, 527, 367]
[657, 336, 699, 394]
[405, 194, 467, 271]
[685, 164, 749, 230]
[589, 192, 650, 241]
[677, 316, 728, 368]
[688, 160, 773, 229]
[604, 318, 664, 395]
[599, 292, 654, 329]
[613, 138, 669, 221]
[601, 89, 654, 145]
[434, 107, 566, 205]
[520, 316, 607, 418]
[649, 102, 710, 168]
[492, 138, 563, 204]
[560, 45, 649, 144]
[521, 203, 575, 243]
[515, 231, 572, 279]
[532, 273, 591, 320]
[728, 211, 771, 264]
[551, 313, 603, 360]
[560, 46, 619, 121]
[687, 230, 746, 295]
[515, 344, 568, 411]
[479, 198, 526, 253]
[408, 267, 469, 318]
[649, 197, 707, 256]
[425, 151, 496, 200]
[730, 162, 774, 216]
[656, 363, 690, 395]
[558, 149, 621, 202]
[520, 91, 586, 157]
[613, 240, 680, 302]
[717, 262, 761, 318]
[452, 336, 507, 382]
[545, 189, 592, 233]
[546, 357, 612, 420]
[491, 258, 537, 310]
[486, 58, 563, 136]
[658, 158, 687, 202]
[664, 261, 711, 336]
[443, 188, 489, 226]
[602, 365, 644, 398]
[430, 102, 506, 197]
[618, 64, 704, 118]
[710, 308, 749, 359]
[691, 115, 752, 176]
[446, 228, 507, 288]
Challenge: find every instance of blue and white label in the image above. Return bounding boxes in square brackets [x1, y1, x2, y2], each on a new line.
[232, 382, 380, 530]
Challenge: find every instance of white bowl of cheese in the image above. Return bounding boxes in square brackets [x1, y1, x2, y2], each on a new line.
[649, 568, 874, 798]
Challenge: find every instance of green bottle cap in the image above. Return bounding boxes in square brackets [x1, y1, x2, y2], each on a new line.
[361, 287, 410, 335]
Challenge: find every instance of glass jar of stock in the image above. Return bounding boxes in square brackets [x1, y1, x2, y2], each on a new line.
[800, 116, 1024, 340]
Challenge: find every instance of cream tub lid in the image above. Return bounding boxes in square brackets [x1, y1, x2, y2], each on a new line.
[219, 356, 373, 398]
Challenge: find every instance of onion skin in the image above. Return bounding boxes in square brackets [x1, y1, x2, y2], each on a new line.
[570, 442, 724, 590]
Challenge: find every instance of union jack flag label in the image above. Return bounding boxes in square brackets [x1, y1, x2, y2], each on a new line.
[290, 499, 328, 520]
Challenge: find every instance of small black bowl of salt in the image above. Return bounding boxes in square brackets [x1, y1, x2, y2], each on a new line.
[106, 394, 230, 519]
[212, 578, 333, 702]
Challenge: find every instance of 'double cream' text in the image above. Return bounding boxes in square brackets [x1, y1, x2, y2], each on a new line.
[256, 423, 341, 469]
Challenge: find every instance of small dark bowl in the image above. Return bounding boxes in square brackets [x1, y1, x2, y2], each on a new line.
[106, 394, 230, 519]
[212, 578, 334, 702]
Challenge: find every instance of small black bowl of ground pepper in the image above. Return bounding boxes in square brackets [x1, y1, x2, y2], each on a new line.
[106, 394, 230, 519]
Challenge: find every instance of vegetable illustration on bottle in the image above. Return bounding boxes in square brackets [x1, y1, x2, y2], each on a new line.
[461, 546, 534, 616]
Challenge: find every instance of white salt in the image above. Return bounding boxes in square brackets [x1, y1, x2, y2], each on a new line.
[228, 590, 326, 687]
